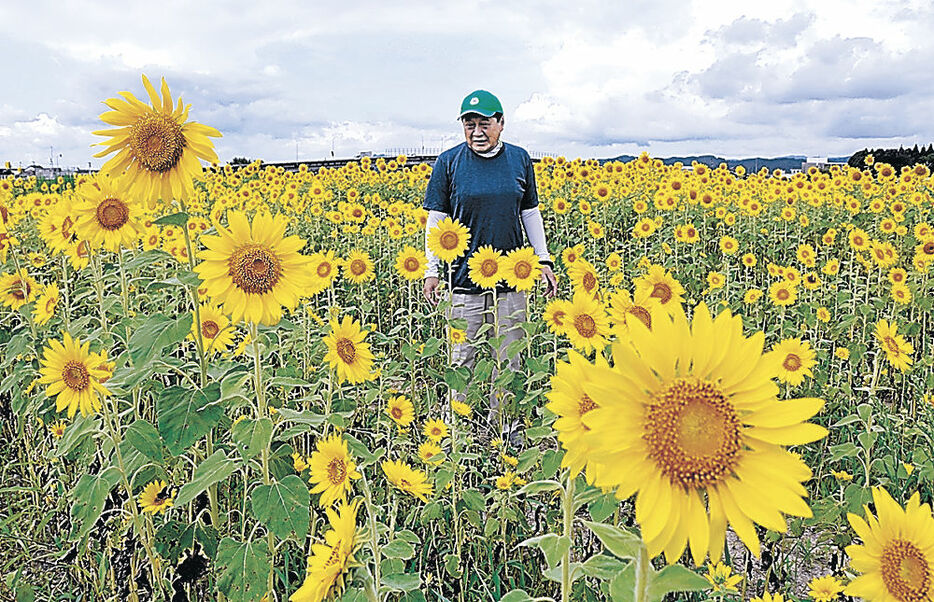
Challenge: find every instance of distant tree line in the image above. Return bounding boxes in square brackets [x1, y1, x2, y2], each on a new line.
[849, 145, 934, 171]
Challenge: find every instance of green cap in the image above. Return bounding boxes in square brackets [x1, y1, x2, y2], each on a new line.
[459, 90, 503, 119]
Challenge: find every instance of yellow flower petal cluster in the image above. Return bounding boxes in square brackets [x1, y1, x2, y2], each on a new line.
[307, 434, 362, 508]
[427, 217, 470, 262]
[38, 333, 111, 419]
[323, 315, 375, 384]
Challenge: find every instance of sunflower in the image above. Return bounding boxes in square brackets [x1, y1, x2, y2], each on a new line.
[385, 395, 415, 428]
[743, 289, 763, 304]
[845, 487, 934, 602]
[579, 302, 827, 565]
[38, 333, 111, 419]
[418, 441, 444, 465]
[546, 349, 609, 479]
[563, 291, 610, 354]
[395, 246, 427, 281]
[138, 480, 174, 515]
[308, 434, 362, 508]
[33, 283, 59, 326]
[449, 328, 467, 345]
[382, 459, 433, 502]
[751, 591, 785, 602]
[342, 249, 374, 284]
[704, 562, 742, 593]
[891, 283, 912, 305]
[607, 288, 660, 337]
[569, 259, 599, 296]
[73, 175, 143, 252]
[542, 299, 572, 335]
[874, 319, 913, 372]
[423, 418, 449, 442]
[188, 302, 235, 356]
[0, 269, 38, 310]
[307, 250, 340, 294]
[768, 281, 798, 306]
[93, 75, 221, 208]
[323, 315, 375, 384]
[772, 338, 816, 386]
[467, 246, 503, 289]
[49, 420, 67, 439]
[195, 211, 313, 326]
[633, 265, 684, 314]
[501, 247, 541, 291]
[427, 217, 470, 262]
[807, 575, 845, 602]
[291, 499, 360, 602]
[451, 400, 472, 417]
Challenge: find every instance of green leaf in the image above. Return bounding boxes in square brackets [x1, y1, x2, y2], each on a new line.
[608, 561, 636, 602]
[589, 493, 618, 522]
[175, 450, 237, 507]
[518, 534, 570, 569]
[157, 383, 224, 456]
[155, 520, 220, 564]
[381, 572, 422, 592]
[581, 520, 642, 560]
[250, 475, 309, 541]
[648, 565, 709, 600]
[232, 418, 273, 460]
[54, 414, 100, 457]
[215, 537, 270, 602]
[128, 313, 192, 366]
[125, 419, 163, 462]
[123, 249, 172, 272]
[382, 539, 415, 559]
[267, 376, 312, 388]
[516, 480, 563, 496]
[276, 407, 326, 427]
[499, 591, 533, 602]
[70, 467, 120, 539]
[154, 211, 189, 226]
[579, 554, 627, 580]
[460, 489, 486, 512]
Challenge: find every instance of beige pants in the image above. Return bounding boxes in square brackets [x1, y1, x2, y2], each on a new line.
[450, 291, 527, 411]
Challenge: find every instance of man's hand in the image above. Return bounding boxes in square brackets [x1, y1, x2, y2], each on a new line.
[540, 265, 558, 298]
[423, 276, 441, 306]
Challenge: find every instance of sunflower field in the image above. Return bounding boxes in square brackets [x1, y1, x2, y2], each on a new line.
[1, 76, 933, 602]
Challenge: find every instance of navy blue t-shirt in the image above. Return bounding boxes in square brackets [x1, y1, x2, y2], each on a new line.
[423, 142, 539, 294]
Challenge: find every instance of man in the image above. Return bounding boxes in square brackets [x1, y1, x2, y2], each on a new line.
[422, 89, 557, 417]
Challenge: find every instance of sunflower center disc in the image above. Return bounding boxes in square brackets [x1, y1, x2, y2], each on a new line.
[885, 336, 901, 354]
[129, 113, 185, 173]
[439, 231, 459, 250]
[10, 279, 29, 300]
[391, 407, 403, 419]
[201, 320, 220, 339]
[480, 259, 498, 278]
[579, 394, 597, 430]
[336, 338, 356, 364]
[228, 244, 282, 294]
[574, 314, 597, 338]
[551, 310, 566, 327]
[62, 360, 90, 392]
[782, 353, 802, 372]
[96, 198, 129, 230]
[514, 261, 532, 279]
[777, 289, 790, 300]
[644, 377, 741, 490]
[404, 257, 419, 272]
[582, 272, 596, 291]
[350, 260, 367, 276]
[651, 282, 672, 303]
[327, 457, 347, 485]
[880, 539, 929, 601]
[628, 306, 652, 329]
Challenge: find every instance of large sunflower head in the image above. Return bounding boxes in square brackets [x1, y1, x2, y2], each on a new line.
[575, 303, 827, 566]
[323, 315, 375, 384]
[563, 290, 610, 354]
[37, 333, 111, 419]
[381, 459, 433, 502]
[607, 287, 662, 338]
[633, 265, 684, 313]
[386, 395, 415, 427]
[394, 246, 427, 281]
[427, 217, 470, 262]
[542, 298, 572, 335]
[467, 245, 503, 289]
[34, 283, 60, 326]
[194, 211, 313, 326]
[293, 499, 360, 601]
[502, 247, 541, 291]
[93, 75, 222, 208]
[342, 249, 374, 284]
[771, 338, 816, 386]
[845, 487, 934, 602]
[307, 250, 340, 295]
[74, 175, 143, 252]
[308, 434, 362, 508]
[189, 302, 235, 356]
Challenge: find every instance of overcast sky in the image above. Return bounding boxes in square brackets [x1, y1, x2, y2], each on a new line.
[2, 0, 933, 167]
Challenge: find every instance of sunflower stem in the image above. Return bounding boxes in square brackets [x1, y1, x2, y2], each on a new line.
[99, 392, 164, 599]
[561, 470, 574, 602]
[90, 251, 110, 337]
[60, 255, 71, 332]
[250, 322, 277, 594]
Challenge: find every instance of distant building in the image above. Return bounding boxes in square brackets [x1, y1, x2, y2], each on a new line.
[801, 157, 847, 172]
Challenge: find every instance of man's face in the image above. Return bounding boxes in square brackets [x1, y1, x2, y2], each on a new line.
[461, 114, 504, 153]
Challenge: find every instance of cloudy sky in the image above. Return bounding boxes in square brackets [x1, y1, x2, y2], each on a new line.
[1, 0, 932, 168]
